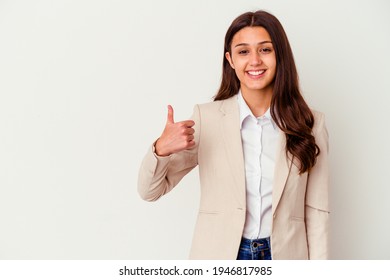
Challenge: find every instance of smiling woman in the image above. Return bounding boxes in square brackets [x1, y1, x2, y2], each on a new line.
[138, 10, 329, 260]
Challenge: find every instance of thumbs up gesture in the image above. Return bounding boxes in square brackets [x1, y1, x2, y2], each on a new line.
[155, 105, 196, 157]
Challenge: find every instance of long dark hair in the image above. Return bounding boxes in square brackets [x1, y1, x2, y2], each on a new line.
[214, 10, 319, 174]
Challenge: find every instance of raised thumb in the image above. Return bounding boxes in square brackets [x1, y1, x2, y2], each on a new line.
[167, 105, 174, 124]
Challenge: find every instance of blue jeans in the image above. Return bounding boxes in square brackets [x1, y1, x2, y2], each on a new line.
[237, 237, 272, 260]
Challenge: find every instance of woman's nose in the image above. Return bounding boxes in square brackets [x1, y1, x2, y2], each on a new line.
[249, 52, 262, 66]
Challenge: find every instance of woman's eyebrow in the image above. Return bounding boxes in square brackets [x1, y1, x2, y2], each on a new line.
[234, 41, 272, 48]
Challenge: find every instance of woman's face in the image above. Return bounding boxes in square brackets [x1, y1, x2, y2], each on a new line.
[225, 26, 276, 96]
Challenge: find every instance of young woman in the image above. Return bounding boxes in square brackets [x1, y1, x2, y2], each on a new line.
[138, 10, 329, 260]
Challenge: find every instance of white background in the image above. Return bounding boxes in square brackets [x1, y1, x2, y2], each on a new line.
[0, 0, 389, 260]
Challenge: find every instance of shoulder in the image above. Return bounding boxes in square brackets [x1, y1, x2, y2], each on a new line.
[311, 109, 328, 137]
[196, 95, 238, 113]
[197, 100, 222, 110]
[311, 109, 325, 119]
[312, 108, 325, 124]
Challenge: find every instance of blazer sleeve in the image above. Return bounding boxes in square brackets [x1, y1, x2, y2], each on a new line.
[305, 111, 330, 259]
[137, 105, 200, 202]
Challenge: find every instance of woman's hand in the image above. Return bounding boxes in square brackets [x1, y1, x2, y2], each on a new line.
[155, 105, 195, 156]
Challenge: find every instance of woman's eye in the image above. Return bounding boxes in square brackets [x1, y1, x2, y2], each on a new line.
[260, 47, 272, 54]
[238, 50, 248, 55]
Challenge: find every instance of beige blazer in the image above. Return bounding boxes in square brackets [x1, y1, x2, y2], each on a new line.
[138, 95, 329, 260]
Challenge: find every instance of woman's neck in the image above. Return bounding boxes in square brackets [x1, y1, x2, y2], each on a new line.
[241, 87, 273, 117]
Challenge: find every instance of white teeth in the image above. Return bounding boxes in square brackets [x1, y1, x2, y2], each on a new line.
[248, 70, 265, 75]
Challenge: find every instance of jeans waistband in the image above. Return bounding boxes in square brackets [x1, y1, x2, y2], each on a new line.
[240, 237, 270, 250]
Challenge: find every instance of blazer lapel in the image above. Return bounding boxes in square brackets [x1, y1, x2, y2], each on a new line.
[219, 96, 246, 208]
[272, 131, 292, 215]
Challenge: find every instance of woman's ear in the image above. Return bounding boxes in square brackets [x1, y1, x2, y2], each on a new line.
[225, 52, 235, 69]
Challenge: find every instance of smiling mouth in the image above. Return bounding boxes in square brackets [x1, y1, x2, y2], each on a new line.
[247, 70, 266, 77]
